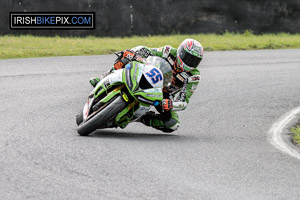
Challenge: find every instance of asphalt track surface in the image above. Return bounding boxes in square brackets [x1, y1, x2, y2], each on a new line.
[1, 49, 300, 200]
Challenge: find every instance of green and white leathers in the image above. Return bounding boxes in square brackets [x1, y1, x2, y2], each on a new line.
[132, 43, 201, 106]
[76, 57, 173, 136]
[131, 40, 202, 132]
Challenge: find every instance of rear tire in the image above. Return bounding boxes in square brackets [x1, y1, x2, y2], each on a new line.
[77, 95, 127, 136]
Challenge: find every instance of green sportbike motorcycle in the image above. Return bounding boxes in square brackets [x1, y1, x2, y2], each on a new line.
[76, 56, 173, 136]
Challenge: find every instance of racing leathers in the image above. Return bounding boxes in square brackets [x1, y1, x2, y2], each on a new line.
[130, 46, 200, 132]
[93, 45, 201, 132]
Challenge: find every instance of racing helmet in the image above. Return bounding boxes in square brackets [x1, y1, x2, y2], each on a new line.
[176, 39, 204, 72]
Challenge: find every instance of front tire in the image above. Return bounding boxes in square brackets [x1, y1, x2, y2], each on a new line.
[76, 111, 83, 126]
[77, 95, 127, 136]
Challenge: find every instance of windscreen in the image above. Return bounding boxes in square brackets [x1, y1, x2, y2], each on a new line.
[146, 56, 173, 88]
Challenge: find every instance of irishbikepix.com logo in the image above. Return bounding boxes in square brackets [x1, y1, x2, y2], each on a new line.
[10, 12, 95, 29]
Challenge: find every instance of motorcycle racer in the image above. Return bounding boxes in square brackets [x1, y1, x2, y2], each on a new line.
[90, 38, 203, 133]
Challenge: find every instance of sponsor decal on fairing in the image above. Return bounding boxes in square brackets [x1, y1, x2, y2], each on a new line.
[126, 67, 133, 90]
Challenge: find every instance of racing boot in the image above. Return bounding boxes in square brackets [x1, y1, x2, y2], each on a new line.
[89, 77, 100, 87]
[89, 68, 115, 87]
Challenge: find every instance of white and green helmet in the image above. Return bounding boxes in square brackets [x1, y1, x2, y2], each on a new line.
[176, 38, 204, 72]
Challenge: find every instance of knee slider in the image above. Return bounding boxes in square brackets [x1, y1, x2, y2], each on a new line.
[165, 118, 180, 131]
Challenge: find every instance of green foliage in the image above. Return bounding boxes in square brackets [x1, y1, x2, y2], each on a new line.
[0, 33, 300, 59]
[292, 126, 300, 145]
[243, 30, 254, 37]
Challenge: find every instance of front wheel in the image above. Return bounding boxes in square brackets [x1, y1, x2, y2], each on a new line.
[77, 95, 127, 136]
[76, 111, 83, 126]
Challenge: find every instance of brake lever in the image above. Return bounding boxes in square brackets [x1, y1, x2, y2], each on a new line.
[114, 51, 123, 58]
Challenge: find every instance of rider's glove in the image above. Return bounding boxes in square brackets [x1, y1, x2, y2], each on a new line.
[114, 49, 136, 70]
[161, 99, 173, 112]
[123, 49, 136, 61]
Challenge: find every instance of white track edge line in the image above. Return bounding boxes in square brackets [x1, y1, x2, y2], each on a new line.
[268, 106, 300, 159]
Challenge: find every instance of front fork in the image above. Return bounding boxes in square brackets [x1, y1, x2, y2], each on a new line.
[82, 90, 95, 121]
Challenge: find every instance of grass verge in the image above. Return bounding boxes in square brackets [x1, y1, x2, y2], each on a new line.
[292, 126, 300, 145]
[0, 31, 300, 59]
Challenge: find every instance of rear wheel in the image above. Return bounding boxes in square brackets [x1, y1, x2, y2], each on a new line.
[77, 95, 127, 136]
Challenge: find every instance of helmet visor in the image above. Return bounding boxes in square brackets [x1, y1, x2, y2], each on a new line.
[178, 46, 201, 68]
